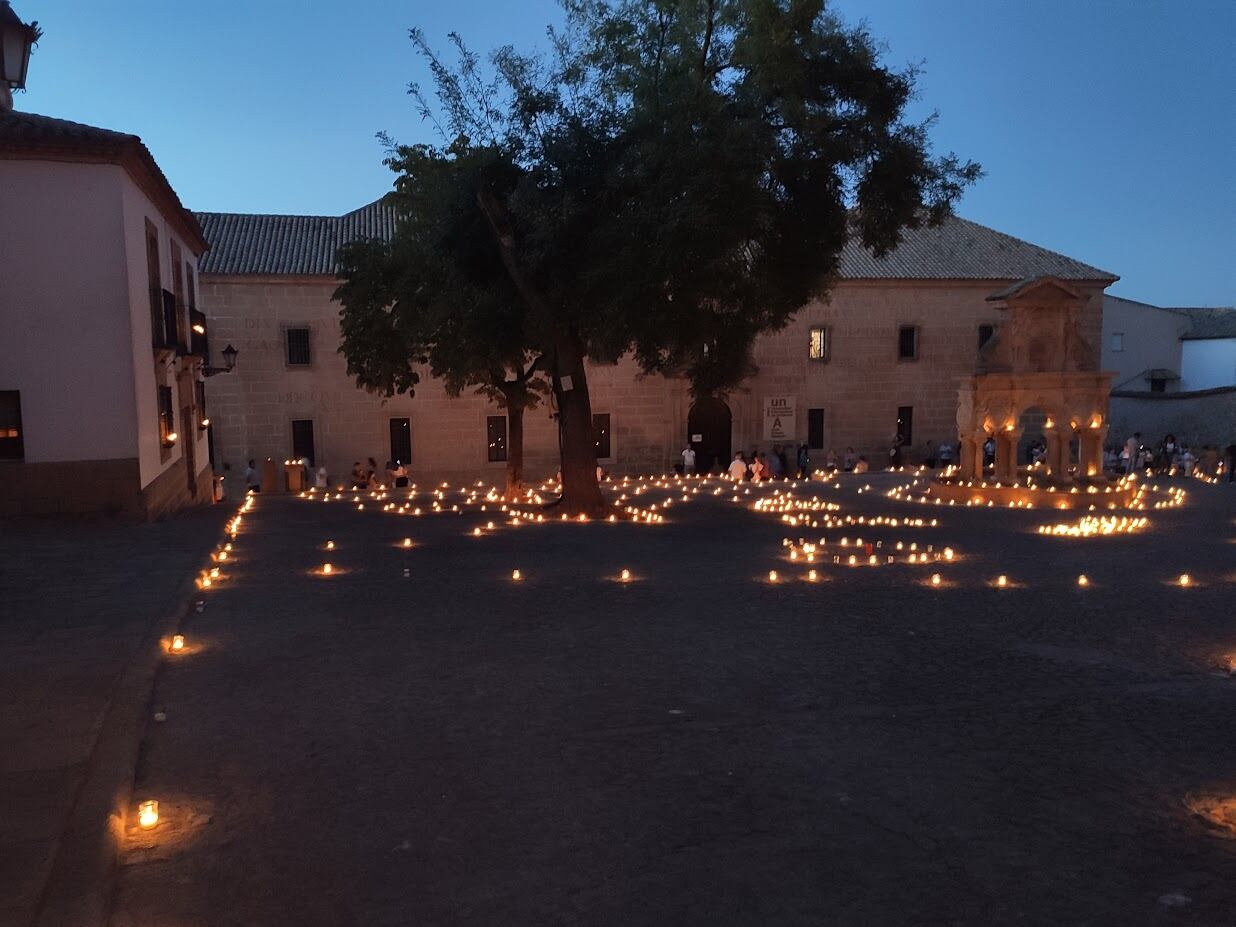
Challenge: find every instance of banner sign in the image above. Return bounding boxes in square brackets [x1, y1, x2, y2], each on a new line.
[763, 396, 795, 442]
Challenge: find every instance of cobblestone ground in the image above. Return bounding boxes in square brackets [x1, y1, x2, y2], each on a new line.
[0, 507, 230, 927]
[110, 473, 1236, 926]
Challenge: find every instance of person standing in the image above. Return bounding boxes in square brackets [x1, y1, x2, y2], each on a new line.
[796, 444, 810, 479]
[983, 436, 996, 470]
[938, 441, 954, 470]
[681, 444, 697, 476]
[768, 447, 784, 479]
[244, 459, 260, 493]
[1124, 433, 1141, 474]
[924, 439, 937, 469]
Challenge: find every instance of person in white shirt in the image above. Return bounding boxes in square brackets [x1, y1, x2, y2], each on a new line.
[853, 456, 870, 474]
[314, 466, 329, 489]
[681, 444, 696, 475]
[728, 452, 747, 481]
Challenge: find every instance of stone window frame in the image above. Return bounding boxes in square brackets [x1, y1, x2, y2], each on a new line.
[284, 325, 313, 368]
[896, 324, 920, 362]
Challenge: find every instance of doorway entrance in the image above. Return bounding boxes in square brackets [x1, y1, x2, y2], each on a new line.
[687, 398, 732, 473]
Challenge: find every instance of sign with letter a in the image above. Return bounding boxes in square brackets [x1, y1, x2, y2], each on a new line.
[763, 396, 795, 441]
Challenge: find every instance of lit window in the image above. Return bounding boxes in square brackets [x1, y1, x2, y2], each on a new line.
[808, 326, 830, 361]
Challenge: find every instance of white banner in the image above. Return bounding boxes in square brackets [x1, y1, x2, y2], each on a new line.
[763, 396, 795, 442]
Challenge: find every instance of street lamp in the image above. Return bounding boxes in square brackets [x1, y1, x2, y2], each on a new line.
[0, 2, 39, 110]
[203, 344, 238, 377]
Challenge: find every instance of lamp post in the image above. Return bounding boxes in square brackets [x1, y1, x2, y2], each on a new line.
[202, 344, 238, 377]
[0, 1, 40, 112]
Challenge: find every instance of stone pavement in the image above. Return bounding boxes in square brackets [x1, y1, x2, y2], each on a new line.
[0, 506, 230, 927]
[99, 473, 1236, 925]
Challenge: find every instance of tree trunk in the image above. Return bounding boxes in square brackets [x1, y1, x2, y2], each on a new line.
[506, 402, 525, 497]
[553, 331, 607, 515]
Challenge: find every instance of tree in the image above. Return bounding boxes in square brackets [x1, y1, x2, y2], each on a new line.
[334, 161, 547, 495]
[337, 0, 979, 515]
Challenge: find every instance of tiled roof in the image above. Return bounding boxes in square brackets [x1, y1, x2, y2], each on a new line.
[197, 200, 1117, 283]
[0, 110, 207, 252]
[197, 199, 399, 276]
[1176, 307, 1236, 340]
[838, 216, 1116, 282]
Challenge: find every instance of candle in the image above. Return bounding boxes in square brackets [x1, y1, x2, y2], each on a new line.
[138, 799, 159, 830]
[171, 634, 185, 652]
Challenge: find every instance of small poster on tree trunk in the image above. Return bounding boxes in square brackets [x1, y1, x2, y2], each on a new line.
[764, 396, 795, 441]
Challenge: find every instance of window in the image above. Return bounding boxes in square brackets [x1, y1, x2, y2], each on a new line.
[291, 419, 315, 466]
[896, 406, 913, 447]
[592, 413, 611, 460]
[807, 408, 825, 450]
[0, 391, 24, 460]
[195, 381, 207, 427]
[1111, 332, 1125, 352]
[1150, 378, 1166, 393]
[157, 386, 175, 447]
[170, 241, 186, 348]
[808, 326, 831, 361]
[145, 220, 162, 348]
[487, 415, 508, 462]
[978, 324, 995, 350]
[286, 328, 312, 366]
[389, 418, 411, 465]
[897, 325, 919, 360]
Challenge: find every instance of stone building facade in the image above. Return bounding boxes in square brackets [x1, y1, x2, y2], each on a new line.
[197, 201, 1116, 487]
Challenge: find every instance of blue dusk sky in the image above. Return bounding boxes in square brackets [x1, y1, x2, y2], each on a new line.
[15, 0, 1234, 306]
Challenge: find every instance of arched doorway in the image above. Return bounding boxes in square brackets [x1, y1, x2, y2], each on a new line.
[687, 398, 732, 474]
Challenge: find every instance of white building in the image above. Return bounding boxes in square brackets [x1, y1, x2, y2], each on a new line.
[1102, 295, 1236, 447]
[0, 109, 223, 517]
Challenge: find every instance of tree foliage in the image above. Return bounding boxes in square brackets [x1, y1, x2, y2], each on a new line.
[334, 0, 979, 512]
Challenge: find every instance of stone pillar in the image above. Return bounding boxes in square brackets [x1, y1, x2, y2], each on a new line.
[959, 435, 977, 481]
[1078, 427, 1107, 479]
[1044, 430, 1062, 478]
[996, 431, 1021, 483]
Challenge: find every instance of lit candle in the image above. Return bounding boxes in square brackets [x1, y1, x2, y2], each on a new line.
[171, 634, 185, 652]
[322, 563, 333, 575]
[402, 538, 412, 548]
[1178, 574, 1191, 587]
[512, 569, 522, 581]
[996, 575, 1008, 588]
[138, 799, 159, 829]
[620, 569, 631, 582]
[1077, 574, 1089, 587]
[930, 573, 941, 586]
[768, 570, 779, 583]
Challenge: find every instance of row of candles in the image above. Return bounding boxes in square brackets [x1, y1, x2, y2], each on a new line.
[141, 492, 258, 832]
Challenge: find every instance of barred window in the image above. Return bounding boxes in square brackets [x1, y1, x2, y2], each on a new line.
[286, 328, 312, 366]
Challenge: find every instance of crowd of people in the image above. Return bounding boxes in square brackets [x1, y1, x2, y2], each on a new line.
[1111, 432, 1234, 479]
